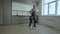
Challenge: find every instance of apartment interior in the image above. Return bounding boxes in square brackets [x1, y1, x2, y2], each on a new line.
[0, 0, 60, 34]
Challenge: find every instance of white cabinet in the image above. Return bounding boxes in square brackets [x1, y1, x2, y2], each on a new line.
[12, 16, 30, 24]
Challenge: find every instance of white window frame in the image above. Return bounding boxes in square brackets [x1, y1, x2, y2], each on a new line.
[42, 0, 60, 16]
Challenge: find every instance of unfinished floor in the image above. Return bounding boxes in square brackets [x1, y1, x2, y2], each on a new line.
[0, 24, 60, 34]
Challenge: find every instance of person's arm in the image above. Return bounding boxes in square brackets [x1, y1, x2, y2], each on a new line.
[30, 9, 32, 14]
[29, 9, 32, 16]
[30, 10, 31, 13]
[36, 9, 39, 15]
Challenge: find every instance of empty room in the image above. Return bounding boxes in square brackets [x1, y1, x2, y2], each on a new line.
[0, 0, 60, 34]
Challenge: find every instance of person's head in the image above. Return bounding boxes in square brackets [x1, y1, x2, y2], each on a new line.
[33, 5, 35, 9]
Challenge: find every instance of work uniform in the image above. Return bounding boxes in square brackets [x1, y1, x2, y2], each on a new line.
[29, 8, 38, 27]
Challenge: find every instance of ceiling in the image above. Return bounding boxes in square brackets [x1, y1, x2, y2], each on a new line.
[12, 0, 40, 5]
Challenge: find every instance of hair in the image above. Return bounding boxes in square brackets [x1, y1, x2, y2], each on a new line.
[33, 5, 35, 7]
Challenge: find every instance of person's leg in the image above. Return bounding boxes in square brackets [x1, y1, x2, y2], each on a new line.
[37, 15, 38, 23]
[29, 16, 32, 27]
[34, 20, 36, 27]
[29, 20, 32, 27]
[33, 17, 36, 27]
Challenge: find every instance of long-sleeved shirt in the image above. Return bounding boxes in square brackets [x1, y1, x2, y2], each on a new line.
[30, 8, 39, 16]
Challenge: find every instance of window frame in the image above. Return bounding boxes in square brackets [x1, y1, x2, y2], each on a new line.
[56, 0, 60, 15]
[49, 2, 56, 15]
[42, 0, 60, 16]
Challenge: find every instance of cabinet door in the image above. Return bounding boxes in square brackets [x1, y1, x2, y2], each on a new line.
[22, 17, 29, 24]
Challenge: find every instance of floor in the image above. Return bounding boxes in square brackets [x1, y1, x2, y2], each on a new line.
[0, 24, 60, 34]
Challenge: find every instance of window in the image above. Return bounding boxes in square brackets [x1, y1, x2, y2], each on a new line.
[12, 2, 33, 16]
[49, 0, 55, 2]
[42, 6, 43, 15]
[49, 2, 55, 15]
[42, 0, 60, 16]
[42, 0, 44, 15]
[44, 4, 48, 15]
[44, 0, 49, 4]
[44, 0, 55, 4]
[18, 11, 23, 15]
[57, 1, 60, 15]
[12, 10, 17, 15]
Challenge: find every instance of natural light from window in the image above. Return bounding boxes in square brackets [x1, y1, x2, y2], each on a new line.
[42, 0, 60, 16]
[57, 1, 60, 15]
[44, 4, 48, 15]
[49, 2, 55, 15]
[12, 2, 33, 16]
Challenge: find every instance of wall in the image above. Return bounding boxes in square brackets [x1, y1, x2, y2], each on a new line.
[3, 0, 12, 25]
[37, 0, 42, 24]
[55, 16, 60, 30]
[0, 0, 3, 24]
[40, 16, 60, 30]
[40, 16, 56, 27]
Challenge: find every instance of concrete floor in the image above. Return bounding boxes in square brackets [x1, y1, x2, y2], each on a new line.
[0, 24, 60, 34]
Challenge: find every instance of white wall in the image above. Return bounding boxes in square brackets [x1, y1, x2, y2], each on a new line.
[37, 0, 42, 24]
[55, 17, 60, 30]
[40, 16, 60, 30]
[0, 0, 3, 24]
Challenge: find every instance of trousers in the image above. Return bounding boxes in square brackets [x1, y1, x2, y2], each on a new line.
[29, 16, 37, 27]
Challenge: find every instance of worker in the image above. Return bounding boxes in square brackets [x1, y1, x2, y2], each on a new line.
[29, 5, 39, 29]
